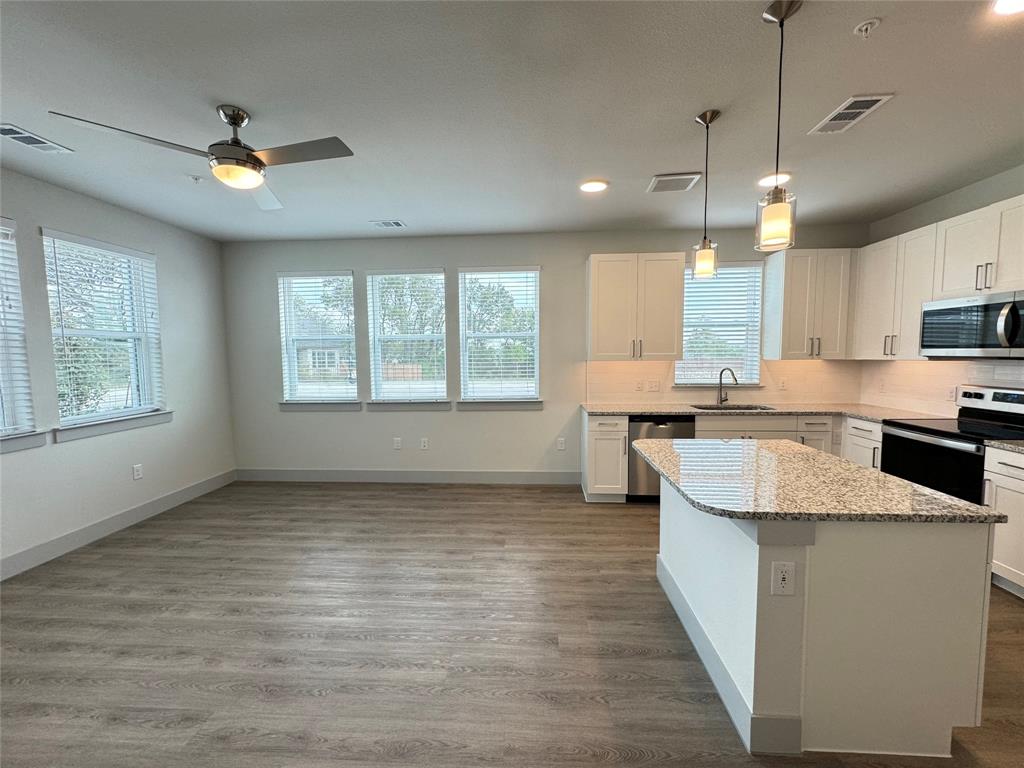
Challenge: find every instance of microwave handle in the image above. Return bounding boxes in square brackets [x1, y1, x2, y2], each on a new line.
[996, 302, 1020, 348]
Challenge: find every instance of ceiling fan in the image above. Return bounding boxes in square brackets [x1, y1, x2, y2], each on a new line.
[48, 104, 354, 210]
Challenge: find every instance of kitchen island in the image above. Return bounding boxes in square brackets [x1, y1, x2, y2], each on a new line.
[633, 438, 1006, 758]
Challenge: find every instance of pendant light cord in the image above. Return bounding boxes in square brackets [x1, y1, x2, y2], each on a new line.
[703, 122, 710, 240]
[774, 19, 785, 180]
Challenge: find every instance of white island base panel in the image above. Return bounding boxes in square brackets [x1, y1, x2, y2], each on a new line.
[657, 479, 994, 758]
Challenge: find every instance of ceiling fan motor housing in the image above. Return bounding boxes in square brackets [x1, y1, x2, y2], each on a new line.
[207, 139, 266, 176]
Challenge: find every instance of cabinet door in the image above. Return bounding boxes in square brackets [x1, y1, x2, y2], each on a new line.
[586, 432, 628, 494]
[850, 238, 898, 360]
[843, 435, 881, 469]
[636, 252, 684, 359]
[813, 249, 851, 359]
[991, 195, 1024, 293]
[588, 254, 638, 360]
[797, 431, 830, 452]
[985, 471, 1024, 588]
[780, 250, 818, 359]
[933, 208, 999, 299]
[892, 225, 936, 360]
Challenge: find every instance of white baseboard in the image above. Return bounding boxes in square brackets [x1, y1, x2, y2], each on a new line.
[1, 470, 237, 580]
[235, 468, 581, 485]
[993, 573, 1024, 600]
[656, 554, 802, 755]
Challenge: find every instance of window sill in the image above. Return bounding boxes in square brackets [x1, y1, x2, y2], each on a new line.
[456, 400, 544, 411]
[367, 400, 452, 412]
[0, 430, 47, 454]
[672, 384, 765, 390]
[279, 401, 362, 412]
[53, 410, 173, 443]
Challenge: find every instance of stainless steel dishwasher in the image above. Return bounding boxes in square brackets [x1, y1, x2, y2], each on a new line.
[627, 415, 696, 497]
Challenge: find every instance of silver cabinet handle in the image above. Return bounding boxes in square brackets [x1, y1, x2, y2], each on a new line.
[851, 426, 873, 433]
[883, 335, 891, 356]
[871, 446, 879, 469]
[804, 421, 829, 426]
[808, 337, 813, 357]
[998, 461, 1024, 472]
[976, 264, 984, 291]
[639, 339, 643, 358]
[631, 339, 635, 358]
[983, 477, 993, 507]
[890, 334, 898, 357]
[597, 422, 619, 427]
[799, 435, 806, 444]
[814, 337, 821, 357]
[623, 435, 627, 455]
[984, 262, 994, 289]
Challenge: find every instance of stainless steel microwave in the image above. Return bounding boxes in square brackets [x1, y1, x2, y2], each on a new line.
[920, 292, 1023, 358]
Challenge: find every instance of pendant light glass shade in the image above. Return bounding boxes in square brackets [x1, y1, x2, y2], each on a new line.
[755, 187, 796, 251]
[692, 238, 718, 279]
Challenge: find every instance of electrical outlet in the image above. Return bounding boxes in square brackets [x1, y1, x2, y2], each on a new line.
[556, 437, 566, 451]
[879, 379, 887, 393]
[132, 464, 143, 481]
[946, 387, 957, 402]
[393, 437, 402, 450]
[646, 380, 660, 392]
[634, 380, 644, 391]
[770, 561, 796, 596]
[778, 378, 787, 390]
[420, 437, 430, 450]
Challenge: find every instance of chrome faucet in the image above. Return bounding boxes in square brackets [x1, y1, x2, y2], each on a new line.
[718, 367, 738, 405]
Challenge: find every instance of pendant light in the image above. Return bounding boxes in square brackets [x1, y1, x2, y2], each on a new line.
[693, 109, 721, 279]
[755, 0, 801, 252]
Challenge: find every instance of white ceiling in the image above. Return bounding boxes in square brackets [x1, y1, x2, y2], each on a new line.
[1, 1, 1022, 241]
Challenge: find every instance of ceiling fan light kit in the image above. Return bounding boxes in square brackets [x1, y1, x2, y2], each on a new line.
[48, 103, 353, 210]
[693, 109, 720, 280]
[755, 0, 800, 252]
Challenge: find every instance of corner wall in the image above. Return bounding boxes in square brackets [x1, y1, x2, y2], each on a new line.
[0, 170, 237, 575]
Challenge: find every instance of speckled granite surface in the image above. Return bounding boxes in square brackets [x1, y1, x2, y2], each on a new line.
[987, 440, 1024, 456]
[632, 438, 1006, 524]
[581, 401, 943, 422]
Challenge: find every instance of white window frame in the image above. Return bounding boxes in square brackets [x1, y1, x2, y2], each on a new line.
[366, 268, 447, 402]
[43, 229, 164, 426]
[278, 271, 358, 403]
[458, 266, 541, 401]
[674, 260, 764, 387]
[0, 217, 34, 436]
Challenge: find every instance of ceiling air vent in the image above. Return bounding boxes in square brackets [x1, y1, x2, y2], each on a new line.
[0, 123, 73, 153]
[808, 94, 893, 135]
[647, 172, 701, 193]
[370, 220, 406, 230]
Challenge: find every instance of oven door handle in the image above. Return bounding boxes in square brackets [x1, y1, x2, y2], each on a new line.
[881, 425, 984, 454]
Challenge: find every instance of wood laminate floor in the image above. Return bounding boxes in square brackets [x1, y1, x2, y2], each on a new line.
[2, 482, 1022, 767]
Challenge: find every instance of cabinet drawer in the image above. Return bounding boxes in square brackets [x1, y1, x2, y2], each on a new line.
[588, 416, 628, 432]
[986, 448, 1024, 481]
[797, 415, 833, 432]
[846, 417, 882, 442]
[694, 415, 798, 432]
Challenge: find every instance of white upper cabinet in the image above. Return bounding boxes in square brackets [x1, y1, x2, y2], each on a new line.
[932, 195, 1024, 298]
[851, 238, 899, 360]
[991, 194, 1024, 292]
[763, 249, 850, 360]
[587, 252, 683, 361]
[892, 224, 936, 359]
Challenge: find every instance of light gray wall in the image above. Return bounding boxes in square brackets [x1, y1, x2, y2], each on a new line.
[222, 222, 864, 478]
[0, 170, 237, 561]
[869, 163, 1024, 242]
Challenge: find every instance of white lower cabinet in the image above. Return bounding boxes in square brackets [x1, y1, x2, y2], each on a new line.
[581, 416, 628, 500]
[842, 418, 882, 469]
[984, 449, 1024, 594]
[798, 431, 831, 453]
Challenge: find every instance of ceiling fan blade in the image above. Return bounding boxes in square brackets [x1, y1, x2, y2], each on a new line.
[253, 136, 353, 166]
[48, 111, 208, 158]
[250, 182, 283, 211]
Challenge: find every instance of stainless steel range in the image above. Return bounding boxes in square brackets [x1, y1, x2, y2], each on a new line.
[881, 385, 1024, 503]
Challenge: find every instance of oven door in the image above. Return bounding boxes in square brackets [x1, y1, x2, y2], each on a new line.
[879, 426, 985, 503]
[920, 292, 1022, 358]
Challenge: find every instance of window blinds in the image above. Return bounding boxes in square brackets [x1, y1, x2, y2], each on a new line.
[367, 271, 447, 401]
[0, 219, 34, 435]
[675, 262, 763, 385]
[278, 274, 357, 401]
[459, 269, 540, 400]
[43, 231, 164, 424]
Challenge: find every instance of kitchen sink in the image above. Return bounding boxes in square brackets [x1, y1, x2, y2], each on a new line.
[690, 404, 776, 411]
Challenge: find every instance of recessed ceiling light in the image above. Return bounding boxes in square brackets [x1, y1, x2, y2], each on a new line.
[758, 173, 792, 188]
[579, 179, 609, 193]
[993, 0, 1024, 14]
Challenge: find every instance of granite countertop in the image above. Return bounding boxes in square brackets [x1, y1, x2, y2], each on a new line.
[987, 440, 1024, 456]
[632, 438, 1006, 524]
[581, 401, 942, 423]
